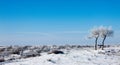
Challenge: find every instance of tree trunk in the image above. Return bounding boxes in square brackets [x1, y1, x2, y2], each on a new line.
[102, 35, 106, 50]
[95, 37, 98, 50]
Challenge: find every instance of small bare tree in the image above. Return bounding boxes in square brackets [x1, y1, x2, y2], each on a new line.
[99, 26, 114, 50]
[89, 26, 114, 50]
[88, 27, 100, 50]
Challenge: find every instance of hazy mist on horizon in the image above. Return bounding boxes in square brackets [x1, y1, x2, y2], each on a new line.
[0, 0, 120, 45]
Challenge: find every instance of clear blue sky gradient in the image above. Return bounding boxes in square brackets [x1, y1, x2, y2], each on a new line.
[0, 0, 120, 45]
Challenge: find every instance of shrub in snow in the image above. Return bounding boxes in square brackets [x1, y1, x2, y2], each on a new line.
[98, 50, 105, 54]
[34, 49, 41, 53]
[48, 50, 64, 54]
[0, 47, 6, 53]
[98, 49, 120, 56]
[0, 49, 11, 57]
[47, 59, 56, 63]
[21, 50, 40, 58]
[0, 57, 5, 62]
[58, 45, 65, 49]
[4, 54, 21, 61]
[105, 49, 120, 56]
[51, 45, 59, 50]
[10, 47, 23, 54]
[41, 45, 51, 52]
[0, 46, 21, 56]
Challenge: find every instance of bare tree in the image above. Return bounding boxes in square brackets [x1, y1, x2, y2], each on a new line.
[99, 26, 114, 50]
[88, 27, 100, 50]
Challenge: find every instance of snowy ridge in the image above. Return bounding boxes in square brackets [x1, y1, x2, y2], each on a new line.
[0, 45, 120, 65]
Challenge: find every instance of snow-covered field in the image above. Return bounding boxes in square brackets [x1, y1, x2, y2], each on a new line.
[0, 45, 120, 65]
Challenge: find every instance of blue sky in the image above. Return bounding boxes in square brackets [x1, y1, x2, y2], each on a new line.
[0, 0, 120, 45]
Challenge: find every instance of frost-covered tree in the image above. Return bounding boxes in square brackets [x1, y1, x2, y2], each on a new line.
[99, 26, 114, 50]
[88, 27, 100, 50]
[89, 26, 114, 50]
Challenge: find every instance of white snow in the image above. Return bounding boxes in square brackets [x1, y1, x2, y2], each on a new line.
[2, 47, 120, 65]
